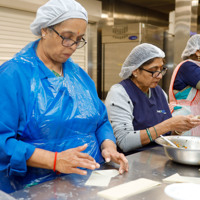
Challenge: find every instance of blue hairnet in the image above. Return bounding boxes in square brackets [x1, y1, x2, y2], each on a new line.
[119, 43, 165, 79]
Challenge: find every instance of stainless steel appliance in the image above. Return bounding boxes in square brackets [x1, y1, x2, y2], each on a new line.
[101, 22, 164, 99]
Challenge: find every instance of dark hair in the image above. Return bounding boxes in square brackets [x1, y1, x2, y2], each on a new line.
[47, 23, 62, 32]
[185, 54, 198, 61]
[128, 57, 165, 79]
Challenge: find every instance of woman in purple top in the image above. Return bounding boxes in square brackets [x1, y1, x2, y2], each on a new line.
[105, 43, 200, 154]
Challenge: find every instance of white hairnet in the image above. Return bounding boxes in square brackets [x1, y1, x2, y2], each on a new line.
[30, 0, 88, 36]
[181, 34, 200, 60]
[119, 43, 165, 79]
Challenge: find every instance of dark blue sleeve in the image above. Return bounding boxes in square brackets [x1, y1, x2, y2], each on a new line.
[174, 61, 200, 90]
[0, 61, 35, 176]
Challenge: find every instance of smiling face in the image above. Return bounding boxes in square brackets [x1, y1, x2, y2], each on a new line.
[40, 18, 87, 65]
[131, 58, 165, 93]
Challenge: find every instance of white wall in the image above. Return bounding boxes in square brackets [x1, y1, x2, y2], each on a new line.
[0, 0, 101, 73]
[0, 0, 102, 21]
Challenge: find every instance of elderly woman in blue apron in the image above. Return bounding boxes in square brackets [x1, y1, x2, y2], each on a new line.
[105, 43, 200, 155]
[169, 34, 200, 136]
[0, 0, 128, 193]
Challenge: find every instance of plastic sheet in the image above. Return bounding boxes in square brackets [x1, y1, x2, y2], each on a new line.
[0, 40, 115, 193]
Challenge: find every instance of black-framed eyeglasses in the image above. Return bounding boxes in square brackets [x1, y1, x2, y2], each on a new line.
[140, 67, 167, 78]
[49, 27, 87, 49]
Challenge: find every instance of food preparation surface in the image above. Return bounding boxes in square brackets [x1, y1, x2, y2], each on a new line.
[11, 146, 200, 200]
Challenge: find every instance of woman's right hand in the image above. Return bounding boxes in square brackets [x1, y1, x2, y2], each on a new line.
[55, 144, 100, 175]
[170, 115, 200, 133]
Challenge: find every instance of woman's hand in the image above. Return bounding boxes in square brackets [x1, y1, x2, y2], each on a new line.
[56, 144, 100, 175]
[170, 115, 200, 132]
[101, 140, 129, 174]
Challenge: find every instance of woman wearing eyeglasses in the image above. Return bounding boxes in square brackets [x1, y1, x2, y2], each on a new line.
[0, 0, 128, 193]
[169, 34, 200, 136]
[105, 43, 200, 155]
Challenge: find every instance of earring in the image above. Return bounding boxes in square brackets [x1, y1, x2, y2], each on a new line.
[42, 34, 46, 38]
[134, 74, 137, 78]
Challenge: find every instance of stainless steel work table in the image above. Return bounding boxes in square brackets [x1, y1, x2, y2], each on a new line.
[10, 146, 200, 200]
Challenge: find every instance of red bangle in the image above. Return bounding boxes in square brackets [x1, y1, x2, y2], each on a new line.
[53, 152, 57, 172]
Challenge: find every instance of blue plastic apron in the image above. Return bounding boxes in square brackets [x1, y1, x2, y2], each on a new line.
[0, 41, 104, 193]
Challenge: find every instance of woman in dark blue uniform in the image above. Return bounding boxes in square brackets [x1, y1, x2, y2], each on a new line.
[105, 43, 200, 155]
[169, 34, 200, 136]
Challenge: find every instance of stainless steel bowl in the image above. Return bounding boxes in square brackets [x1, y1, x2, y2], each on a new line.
[155, 136, 200, 165]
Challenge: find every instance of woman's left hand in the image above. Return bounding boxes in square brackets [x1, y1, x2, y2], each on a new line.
[101, 140, 129, 174]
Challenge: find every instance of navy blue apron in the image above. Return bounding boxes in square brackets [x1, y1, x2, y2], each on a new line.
[119, 79, 171, 154]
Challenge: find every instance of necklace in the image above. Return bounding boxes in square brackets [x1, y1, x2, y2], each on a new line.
[59, 66, 63, 76]
[52, 66, 63, 77]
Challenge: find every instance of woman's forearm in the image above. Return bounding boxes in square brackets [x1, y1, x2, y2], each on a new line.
[26, 148, 54, 170]
[140, 119, 172, 146]
[140, 115, 200, 145]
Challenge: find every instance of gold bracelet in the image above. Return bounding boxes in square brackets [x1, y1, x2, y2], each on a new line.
[174, 130, 182, 135]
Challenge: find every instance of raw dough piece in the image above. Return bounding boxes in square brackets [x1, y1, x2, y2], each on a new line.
[0, 190, 16, 200]
[85, 169, 119, 187]
[97, 178, 160, 200]
[194, 115, 200, 119]
[163, 173, 200, 184]
[94, 169, 119, 177]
